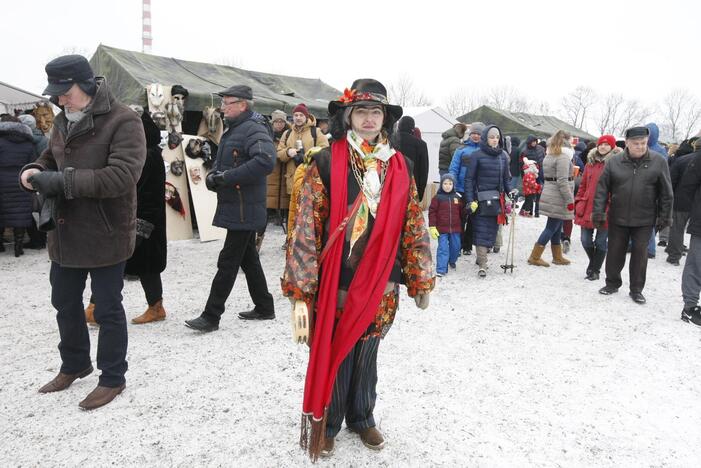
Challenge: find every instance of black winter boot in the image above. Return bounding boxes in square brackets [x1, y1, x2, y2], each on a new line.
[13, 228, 24, 257]
[583, 246, 595, 279]
[589, 248, 607, 281]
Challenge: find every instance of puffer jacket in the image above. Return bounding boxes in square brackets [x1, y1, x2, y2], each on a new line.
[439, 126, 465, 171]
[593, 148, 673, 227]
[448, 140, 480, 193]
[574, 148, 611, 229]
[213, 110, 276, 231]
[428, 175, 464, 234]
[0, 122, 35, 227]
[22, 78, 146, 268]
[276, 114, 329, 195]
[539, 147, 575, 220]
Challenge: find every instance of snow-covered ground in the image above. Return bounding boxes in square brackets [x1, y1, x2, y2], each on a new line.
[2, 215, 701, 467]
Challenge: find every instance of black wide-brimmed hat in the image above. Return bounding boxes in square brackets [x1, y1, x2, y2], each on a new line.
[328, 78, 402, 120]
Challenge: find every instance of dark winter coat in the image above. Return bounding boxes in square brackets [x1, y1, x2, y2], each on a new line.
[448, 140, 480, 193]
[22, 78, 146, 267]
[670, 151, 698, 210]
[428, 176, 464, 234]
[438, 127, 465, 171]
[0, 122, 35, 227]
[396, 117, 429, 201]
[574, 149, 611, 229]
[673, 151, 701, 213]
[593, 148, 673, 227]
[509, 136, 521, 178]
[125, 112, 167, 276]
[464, 125, 513, 247]
[676, 152, 701, 236]
[520, 135, 545, 183]
[213, 110, 275, 231]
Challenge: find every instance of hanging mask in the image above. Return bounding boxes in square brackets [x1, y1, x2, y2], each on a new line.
[185, 138, 202, 158]
[167, 131, 183, 150]
[165, 182, 186, 217]
[189, 166, 202, 184]
[170, 159, 184, 176]
[201, 141, 213, 169]
[151, 111, 167, 130]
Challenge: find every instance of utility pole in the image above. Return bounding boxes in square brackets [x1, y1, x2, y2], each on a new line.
[142, 0, 152, 53]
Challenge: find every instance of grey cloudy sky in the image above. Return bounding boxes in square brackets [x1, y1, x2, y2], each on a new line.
[4, 0, 700, 125]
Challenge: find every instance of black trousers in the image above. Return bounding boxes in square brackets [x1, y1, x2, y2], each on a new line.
[667, 211, 690, 262]
[50, 261, 127, 387]
[605, 224, 652, 293]
[462, 214, 474, 252]
[203, 230, 274, 323]
[326, 336, 381, 438]
[139, 273, 163, 306]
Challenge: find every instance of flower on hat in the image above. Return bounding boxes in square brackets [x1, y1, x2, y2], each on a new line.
[338, 88, 357, 104]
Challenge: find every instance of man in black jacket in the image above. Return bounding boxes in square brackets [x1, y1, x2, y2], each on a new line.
[678, 149, 701, 325]
[395, 116, 429, 201]
[185, 85, 276, 332]
[593, 126, 673, 304]
[666, 139, 701, 265]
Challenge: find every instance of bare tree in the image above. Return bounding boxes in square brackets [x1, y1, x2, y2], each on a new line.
[485, 86, 531, 113]
[657, 89, 701, 142]
[442, 89, 484, 118]
[387, 75, 432, 107]
[560, 86, 597, 129]
[617, 99, 652, 135]
[594, 93, 624, 135]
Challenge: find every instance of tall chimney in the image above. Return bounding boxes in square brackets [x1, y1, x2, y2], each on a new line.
[142, 0, 152, 53]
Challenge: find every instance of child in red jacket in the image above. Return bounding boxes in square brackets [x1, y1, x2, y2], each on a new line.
[519, 158, 542, 217]
[429, 173, 465, 276]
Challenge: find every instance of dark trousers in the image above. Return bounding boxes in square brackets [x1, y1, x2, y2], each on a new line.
[326, 336, 381, 438]
[203, 229, 274, 323]
[50, 261, 127, 387]
[534, 193, 541, 216]
[26, 219, 46, 246]
[140, 273, 163, 306]
[667, 211, 690, 262]
[605, 224, 652, 293]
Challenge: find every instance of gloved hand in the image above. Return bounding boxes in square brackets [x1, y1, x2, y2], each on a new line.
[205, 171, 225, 192]
[291, 300, 310, 345]
[655, 218, 670, 232]
[414, 294, 430, 310]
[429, 226, 440, 239]
[28, 171, 64, 196]
[470, 201, 478, 213]
[592, 212, 606, 229]
[508, 189, 519, 201]
[567, 203, 575, 211]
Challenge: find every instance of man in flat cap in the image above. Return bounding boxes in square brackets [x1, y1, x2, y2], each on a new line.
[185, 85, 276, 332]
[592, 126, 673, 304]
[19, 55, 146, 409]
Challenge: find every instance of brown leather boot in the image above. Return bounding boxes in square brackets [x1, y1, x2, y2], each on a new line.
[78, 383, 126, 410]
[85, 303, 96, 325]
[131, 300, 166, 324]
[551, 243, 571, 265]
[320, 437, 335, 458]
[527, 243, 550, 267]
[352, 427, 385, 451]
[38, 366, 93, 393]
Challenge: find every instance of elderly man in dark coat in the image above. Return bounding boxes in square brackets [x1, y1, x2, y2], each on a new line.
[184, 84, 276, 332]
[593, 126, 673, 304]
[19, 55, 146, 409]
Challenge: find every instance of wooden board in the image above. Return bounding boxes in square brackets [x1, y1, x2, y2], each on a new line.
[162, 144, 194, 240]
[182, 135, 226, 243]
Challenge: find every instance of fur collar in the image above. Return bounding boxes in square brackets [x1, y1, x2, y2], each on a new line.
[586, 147, 613, 164]
[0, 121, 33, 140]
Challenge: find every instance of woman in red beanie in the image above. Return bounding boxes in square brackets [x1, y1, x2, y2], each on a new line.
[574, 134, 616, 280]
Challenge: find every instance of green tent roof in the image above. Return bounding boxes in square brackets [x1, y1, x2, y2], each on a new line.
[457, 105, 596, 142]
[89, 44, 340, 117]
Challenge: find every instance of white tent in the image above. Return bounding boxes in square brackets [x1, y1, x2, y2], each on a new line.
[0, 81, 48, 114]
[402, 106, 457, 186]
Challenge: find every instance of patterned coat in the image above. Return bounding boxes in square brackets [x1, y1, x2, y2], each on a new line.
[281, 148, 434, 339]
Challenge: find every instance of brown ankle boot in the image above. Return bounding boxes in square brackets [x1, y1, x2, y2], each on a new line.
[551, 244, 571, 265]
[527, 243, 550, 267]
[131, 299, 166, 324]
[85, 303, 96, 325]
[352, 426, 385, 450]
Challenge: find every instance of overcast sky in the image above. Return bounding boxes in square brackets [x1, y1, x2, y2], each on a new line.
[4, 0, 700, 127]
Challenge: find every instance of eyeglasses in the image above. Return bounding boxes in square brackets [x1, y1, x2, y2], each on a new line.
[220, 99, 243, 107]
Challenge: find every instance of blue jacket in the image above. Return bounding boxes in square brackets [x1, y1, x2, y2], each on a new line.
[646, 123, 668, 159]
[213, 110, 275, 231]
[448, 140, 480, 193]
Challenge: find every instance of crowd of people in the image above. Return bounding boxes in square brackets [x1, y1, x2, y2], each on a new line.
[3, 52, 701, 461]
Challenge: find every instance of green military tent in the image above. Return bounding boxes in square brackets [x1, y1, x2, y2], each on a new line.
[457, 105, 596, 142]
[89, 44, 340, 117]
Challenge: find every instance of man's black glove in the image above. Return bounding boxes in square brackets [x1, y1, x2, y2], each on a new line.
[28, 171, 65, 197]
[655, 218, 671, 232]
[205, 171, 225, 192]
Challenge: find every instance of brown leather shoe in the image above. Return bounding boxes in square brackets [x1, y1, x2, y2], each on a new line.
[78, 383, 126, 410]
[131, 300, 166, 324]
[320, 437, 335, 458]
[38, 366, 93, 393]
[85, 303, 97, 325]
[352, 427, 385, 450]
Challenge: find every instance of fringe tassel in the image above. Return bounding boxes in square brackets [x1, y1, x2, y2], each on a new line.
[300, 409, 328, 462]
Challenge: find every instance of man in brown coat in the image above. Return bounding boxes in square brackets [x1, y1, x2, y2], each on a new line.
[19, 55, 146, 410]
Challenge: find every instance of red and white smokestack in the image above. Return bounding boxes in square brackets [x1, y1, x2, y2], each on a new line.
[142, 0, 152, 53]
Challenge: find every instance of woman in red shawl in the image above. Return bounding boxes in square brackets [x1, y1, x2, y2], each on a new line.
[281, 79, 434, 460]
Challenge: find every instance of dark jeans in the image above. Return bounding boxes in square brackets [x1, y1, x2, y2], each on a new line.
[534, 193, 541, 216]
[203, 230, 274, 324]
[50, 261, 127, 387]
[326, 336, 381, 438]
[537, 217, 563, 246]
[667, 211, 690, 262]
[605, 224, 652, 293]
[581, 227, 608, 251]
